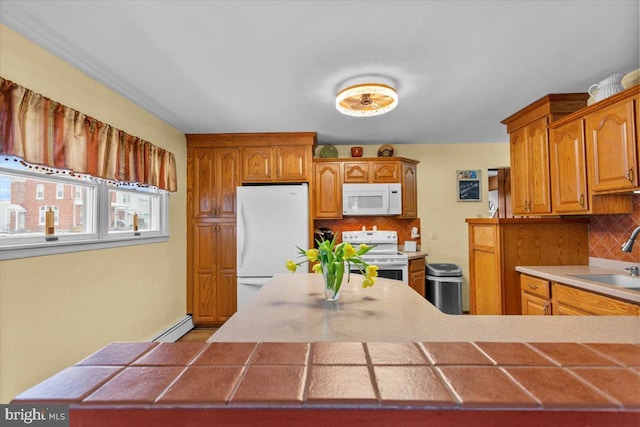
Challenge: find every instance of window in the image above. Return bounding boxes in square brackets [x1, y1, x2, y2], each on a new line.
[0, 157, 169, 260]
[36, 184, 44, 199]
[56, 183, 64, 199]
[38, 206, 59, 226]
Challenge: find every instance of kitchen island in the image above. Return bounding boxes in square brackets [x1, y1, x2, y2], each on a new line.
[211, 273, 640, 343]
[12, 274, 640, 426]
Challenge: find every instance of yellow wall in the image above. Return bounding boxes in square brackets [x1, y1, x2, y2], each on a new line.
[332, 143, 511, 311]
[0, 25, 187, 403]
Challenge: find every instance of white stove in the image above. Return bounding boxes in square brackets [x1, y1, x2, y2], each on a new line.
[342, 230, 409, 284]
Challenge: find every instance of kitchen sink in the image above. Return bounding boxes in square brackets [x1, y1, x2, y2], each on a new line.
[569, 274, 640, 291]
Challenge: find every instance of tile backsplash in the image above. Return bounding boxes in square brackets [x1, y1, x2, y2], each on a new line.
[314, 217, 421, 245]
[589, 194, 640, 263]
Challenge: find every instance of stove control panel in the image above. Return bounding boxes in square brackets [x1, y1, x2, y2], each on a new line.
[342, 230, 398, 245]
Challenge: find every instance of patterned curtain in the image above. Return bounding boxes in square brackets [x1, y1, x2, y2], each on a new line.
[0, 77, 177, 192]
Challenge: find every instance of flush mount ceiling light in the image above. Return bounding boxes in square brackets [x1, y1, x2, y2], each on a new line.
[335, 76, 398, 117]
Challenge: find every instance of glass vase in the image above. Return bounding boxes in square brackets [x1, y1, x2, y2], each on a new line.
[322, 261, 345, 301]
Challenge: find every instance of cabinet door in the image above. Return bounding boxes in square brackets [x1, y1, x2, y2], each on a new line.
[521, 291, 551, 315]
[343, 162, 370, 183]
[552, 283, 638, 316]
[192, 223, 217, 323]
[215, 148, 240, 218]
[313, 162, 342, 219]
[371, 161, 400, 182]
[468, 224, 502, 314]
[549, 120, 588, 213]
[509, 128, 530, 214]
[276, 145, 308, 182]
[408, 257, 425, 297]
[242, 147, 273, 182]
[585, 99, 638, 192]
[216, 222, 237, 322]
[190, 149, 216, 219]
[401, 162, 418, 218]
[528, 118, 552, 214]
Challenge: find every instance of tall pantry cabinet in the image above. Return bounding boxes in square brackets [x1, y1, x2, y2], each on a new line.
[187, 147, 240, 324]
[187, 133, 316, 326]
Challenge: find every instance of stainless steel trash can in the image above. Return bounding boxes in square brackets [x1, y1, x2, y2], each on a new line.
[426, 263, 463, 314]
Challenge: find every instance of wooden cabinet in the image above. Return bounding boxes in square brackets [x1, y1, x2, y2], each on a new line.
[343, 162, 370, 183]
[585, 96, 638, 192]
[188, 148, 240, 219]
[401, 162, 418, 218]
[551, 282, 638, 316]
[467, 218, 589, 315]
[408, 256, 426, 297]
[509, 118, 553, 214]
[191, 221, 237, 324]
[343, 161, 399, 183]
[547, 86, 637, 214]
[520, 274, 551, 315]
[502, 93, 589, 215]
[242, 145, 311, 183]
[313, 162, 342, 219]
[313, 157, 419, 219]
[187, 132, 317, 326]
[549, 118, 589, 213]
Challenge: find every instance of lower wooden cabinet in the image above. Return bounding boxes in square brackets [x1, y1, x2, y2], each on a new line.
[408, 257, 426, 297]
[190, 221, 237, 325]
[467, 218, 589, 315]
[520, 274, 551, 315]
[551, 283, 639, 316]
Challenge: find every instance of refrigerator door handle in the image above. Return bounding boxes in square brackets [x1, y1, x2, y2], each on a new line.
[237, 197, 246, 268]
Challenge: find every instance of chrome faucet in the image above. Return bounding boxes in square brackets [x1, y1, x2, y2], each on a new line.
[621, 226, 640, 253]
[626, 266, 640, 277]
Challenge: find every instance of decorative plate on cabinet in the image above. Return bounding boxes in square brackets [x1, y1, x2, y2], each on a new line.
[377, 144, 394, 157]
[319, 144, 339, 158]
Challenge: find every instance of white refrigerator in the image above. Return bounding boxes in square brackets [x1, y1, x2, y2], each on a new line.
[236, 184, 309, 310]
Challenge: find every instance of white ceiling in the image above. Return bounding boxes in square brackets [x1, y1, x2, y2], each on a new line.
[1, 1, 638, 146]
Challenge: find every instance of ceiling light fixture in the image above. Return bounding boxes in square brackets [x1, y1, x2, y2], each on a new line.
[335, 76, 398, 117]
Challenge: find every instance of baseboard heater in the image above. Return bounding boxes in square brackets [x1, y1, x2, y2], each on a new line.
[151, 315, 193, 342]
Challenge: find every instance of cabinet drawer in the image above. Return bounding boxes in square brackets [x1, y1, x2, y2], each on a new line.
[520, 274, 550, 298]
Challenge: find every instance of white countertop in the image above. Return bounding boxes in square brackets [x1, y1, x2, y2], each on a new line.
[210, 273, 640, 343]
[516, 265, 640, 304]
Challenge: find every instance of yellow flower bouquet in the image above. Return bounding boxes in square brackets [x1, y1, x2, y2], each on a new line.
[286, 236, 378, 301]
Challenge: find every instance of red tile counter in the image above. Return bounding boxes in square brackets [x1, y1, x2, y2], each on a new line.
[12, 341, 640, 426]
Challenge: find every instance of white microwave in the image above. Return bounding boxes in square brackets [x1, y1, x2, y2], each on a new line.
[342, 183, 402, 216]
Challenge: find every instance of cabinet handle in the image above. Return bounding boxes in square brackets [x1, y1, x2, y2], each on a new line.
[579, 194, 584, 207]
[543, 304, 549, 315]
[528, 283, 539, 290]
[628, 168, 635, 183]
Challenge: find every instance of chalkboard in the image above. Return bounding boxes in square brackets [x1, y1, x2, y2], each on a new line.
[457, 170, 481, 202]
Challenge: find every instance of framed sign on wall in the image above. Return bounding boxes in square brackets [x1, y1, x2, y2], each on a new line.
[457, 169, 481, 202]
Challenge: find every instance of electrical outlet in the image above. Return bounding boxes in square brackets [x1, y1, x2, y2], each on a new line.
[432, 230, 437, 240]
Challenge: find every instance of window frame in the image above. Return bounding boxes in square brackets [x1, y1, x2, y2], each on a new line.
[0, 165, 169, 260]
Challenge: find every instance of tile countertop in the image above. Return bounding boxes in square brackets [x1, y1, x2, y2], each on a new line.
[11, 341, 640, 426]
[210, 274, 640, 343]
[516, 265, 640, 304]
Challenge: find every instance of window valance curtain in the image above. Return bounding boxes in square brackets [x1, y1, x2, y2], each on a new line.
[0, 77, 177, 192]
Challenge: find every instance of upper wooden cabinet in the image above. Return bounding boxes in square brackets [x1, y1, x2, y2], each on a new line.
[187, 147, 240, 219]
[313, 157, 419, 219]
[242, 144, 311, 183]
[343, 160, 400, 183]
[313, 162, 342, 219]
[401, 162, 418, 218]
[548, 85, 638, 214]
[549, 118, 589, 214]
[502, 94, 589, 216]
[585, 95, 638, 192]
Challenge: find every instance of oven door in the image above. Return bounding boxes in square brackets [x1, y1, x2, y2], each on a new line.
[350, 260, 408, 284]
